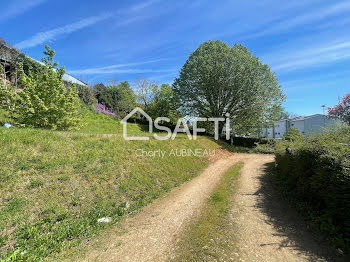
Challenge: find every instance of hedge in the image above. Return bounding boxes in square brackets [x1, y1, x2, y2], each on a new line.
[274, 126, 350, 251]
[219, 136, 272, 148]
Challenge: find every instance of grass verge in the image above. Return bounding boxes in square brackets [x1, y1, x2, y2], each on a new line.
[172, 162, 244, 261]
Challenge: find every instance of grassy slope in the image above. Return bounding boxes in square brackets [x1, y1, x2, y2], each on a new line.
[172, 162, 244, 261]
[0, 110, 232, 261]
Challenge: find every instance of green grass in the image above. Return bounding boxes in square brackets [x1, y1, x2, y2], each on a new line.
[0, 105, 251, 261]
[72, 107, 146, 135]
[172, 162, 244, 261]
[0, 108, 235, 261]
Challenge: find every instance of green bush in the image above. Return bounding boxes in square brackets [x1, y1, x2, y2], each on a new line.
[0, 80, 13, 111]
[75, 84, 96, 105]
[274, 126, 350, 251]
[253, 139, 275, 154]
[283, 128, 302, 141]
[10, 46, 81, 130]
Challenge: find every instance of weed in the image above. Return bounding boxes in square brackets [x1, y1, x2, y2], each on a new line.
[27, 179, 44, 189]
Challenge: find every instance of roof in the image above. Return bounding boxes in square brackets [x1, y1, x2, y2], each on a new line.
[26, 55, 87, 86]
[0, 43, 18, 62]
[1, 41, 87, 86]
[290, 114, 324, 121]
[62, 72, 87, 86]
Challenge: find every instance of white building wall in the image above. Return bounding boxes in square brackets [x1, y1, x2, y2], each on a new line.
[273, 120, 288, 139]
[259, 115, 342, 139]
[290, 119, 305, 134]
[260, 120, 288, 139]
[304, 115, 339, 134]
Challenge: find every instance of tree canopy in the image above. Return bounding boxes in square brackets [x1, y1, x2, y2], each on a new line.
[173, 40, 285, 134]
[328, 93, 350, 125]
[92, 81, 136, 118]
[147, 83, 180, 123]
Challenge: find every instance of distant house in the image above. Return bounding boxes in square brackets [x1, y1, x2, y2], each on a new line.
[260, 114, 339, 139]
[0, 39, 87, 86]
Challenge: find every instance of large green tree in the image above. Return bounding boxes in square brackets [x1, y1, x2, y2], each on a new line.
[93, 81, 136, 117]
[147, 83, 180, 123]
[93, 83, 111, 108]
[173, 40, 285, 134]
[111, 81, 136, 117]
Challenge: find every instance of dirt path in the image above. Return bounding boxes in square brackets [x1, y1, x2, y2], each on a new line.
[83, 150, 240, 262]
[231, 154, 343, 262]
[83, 152, 342, 262]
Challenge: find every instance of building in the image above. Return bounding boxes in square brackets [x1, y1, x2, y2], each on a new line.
[0, 39, 86, 86]
[260, 118, 290, 139]
[0, 40, 18, 83]
[260, 114, 339, 139]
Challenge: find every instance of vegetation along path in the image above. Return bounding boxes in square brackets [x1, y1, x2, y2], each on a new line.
[82, 152, 342, 262]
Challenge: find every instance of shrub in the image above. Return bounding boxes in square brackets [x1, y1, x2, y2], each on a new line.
[274, 126, 350, 251]
[224, 136, 271, 148]
[283, 128, 302, 141]
[253, 139, 275, 154]
[10, 46, 81, 130]
[95, 103, 119, 118]
[0, 79, 14, 111]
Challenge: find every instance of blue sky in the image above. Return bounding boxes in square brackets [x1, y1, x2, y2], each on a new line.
[1, 0, 349, 115]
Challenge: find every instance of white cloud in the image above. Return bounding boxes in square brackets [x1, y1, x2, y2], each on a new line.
[242, 1, 350, 39]
[15, 13, 112, 49]
[0, 0, 47, 23]
[68, 59, 175, 75]
[127, 0, 158, 12]
[14, 0, 159, 50]
[69, 68, 175, 75]
[270, 40, 350, 71]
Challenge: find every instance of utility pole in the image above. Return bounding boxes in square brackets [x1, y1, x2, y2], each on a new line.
[321, 105, 326, 128]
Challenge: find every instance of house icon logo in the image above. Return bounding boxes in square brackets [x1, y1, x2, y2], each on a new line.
[121, 107, 232, 141]
[121, 107, 153, 140]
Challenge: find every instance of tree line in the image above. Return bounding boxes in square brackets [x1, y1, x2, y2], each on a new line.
[78, 78, 180, 123]
[8, 40, 349, 135]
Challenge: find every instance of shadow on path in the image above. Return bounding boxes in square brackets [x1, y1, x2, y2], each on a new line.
[253, 162, 348, 262]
